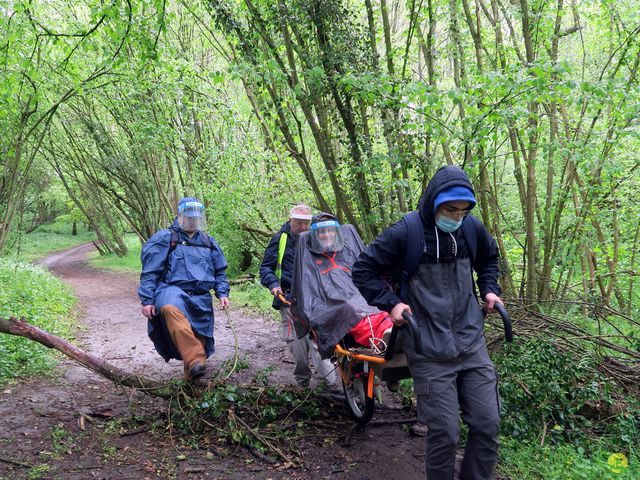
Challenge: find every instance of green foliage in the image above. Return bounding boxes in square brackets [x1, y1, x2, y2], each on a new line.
[495, 338, 639, 450]
[0, 259, 76, 384]
[254, 366, 275, 386]
[48, 423, 75, 458]
[0, 0, 167, 254]
[172, 382, 331, 455]
[27, 463, 51, 480]
[396, 377, 420, 413]
[231, 282, 278, 320]
[5, 223, 95, 263]
[499, 438, 639, 480]
[214, 354, 250, 378]
[88, 234, 142, 272]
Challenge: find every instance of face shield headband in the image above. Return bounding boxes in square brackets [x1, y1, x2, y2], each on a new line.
[310, 220, 344, 253]
[178, 201, 207, 232]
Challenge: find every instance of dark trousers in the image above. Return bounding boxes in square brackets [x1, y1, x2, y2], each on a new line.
[409, 347, 500, 480]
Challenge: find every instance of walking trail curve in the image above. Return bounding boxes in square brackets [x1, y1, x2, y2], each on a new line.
[0, 244, 428, 480]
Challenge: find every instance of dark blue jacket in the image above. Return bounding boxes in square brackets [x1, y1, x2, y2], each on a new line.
[352, 166, 501, 359]
[259, 222, 299, 309]
[138, 221, 229, 361]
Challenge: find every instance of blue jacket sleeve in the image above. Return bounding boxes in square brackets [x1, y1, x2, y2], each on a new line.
[352, 220, 407, 313]
[259, 232, 281, 291]
[138, 230, 171, 305]
[210, 237, 230, 299]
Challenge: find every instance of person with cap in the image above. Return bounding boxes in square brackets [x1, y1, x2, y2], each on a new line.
[138, 197, 230, 382]
[260, 204, 336, 388]
[352, 165, 504, 480]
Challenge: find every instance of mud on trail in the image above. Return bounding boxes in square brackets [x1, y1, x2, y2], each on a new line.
[0, 244, 426, 480]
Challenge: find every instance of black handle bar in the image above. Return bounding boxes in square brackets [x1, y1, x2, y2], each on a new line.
[384, 304, 512, 360]
[384, 310, 423, 360]
[493, 303, 513, 342]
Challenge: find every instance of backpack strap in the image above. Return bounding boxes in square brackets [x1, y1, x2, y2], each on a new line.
[169, 228, 179, 252]
[460, 216, 478, 269]
[275, 232, 288, 281]
[399, 211, 425, 301]
[160, 229, 180, 282]
[461, 216, 481, 298]
[200, 232, 212, 249]
[170, 229, 214, 251]
[161, 229, 213, 281]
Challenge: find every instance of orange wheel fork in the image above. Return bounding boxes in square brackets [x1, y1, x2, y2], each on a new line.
[337, 358, 350, 384]
[366, 369, 375, 399]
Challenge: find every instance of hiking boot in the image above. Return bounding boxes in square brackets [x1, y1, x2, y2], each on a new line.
[187, 362, 206, 382]
[386, 379, 400, 392]
[409, 422, 427, 437]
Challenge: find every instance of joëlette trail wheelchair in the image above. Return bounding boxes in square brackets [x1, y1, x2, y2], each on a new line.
[286, 222, 513, 425]
[334, 304, 512, 424]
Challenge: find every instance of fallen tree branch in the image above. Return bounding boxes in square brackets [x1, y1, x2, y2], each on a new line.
[0, 455, 31, 468]
[368, 417, 418, 427]
[228, 408, 298, 467]
[0, 316, 174, 399]
[246, 445, 277, 464]
[228, 274, 256, 286]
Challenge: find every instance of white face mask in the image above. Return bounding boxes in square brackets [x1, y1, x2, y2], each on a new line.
[436, 215, 462, 232]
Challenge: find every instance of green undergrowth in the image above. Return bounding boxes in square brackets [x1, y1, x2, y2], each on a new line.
[231, 281, 278, 320]
[0, 258, 76, 384]
[499, 438, 639, 479]
[169, 378, 334, 460]
[494, 337, 640, 479]
[88, 234, 141, 272]
[6, 222, 95, 262]
[494, 338, 639, 450]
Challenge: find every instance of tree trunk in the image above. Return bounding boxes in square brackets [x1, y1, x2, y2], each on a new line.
[0, 316, 173, 398]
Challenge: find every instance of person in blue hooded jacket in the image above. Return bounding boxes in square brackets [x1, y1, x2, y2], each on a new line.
[138, 197, 230, 381]
[352, 166, 504, 480]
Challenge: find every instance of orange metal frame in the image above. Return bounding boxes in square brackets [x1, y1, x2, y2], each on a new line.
[276, 292, 291, 305]
[279, 292, 385, 401]
[334, 344, 386, 365]
[335, 344, 386, 400]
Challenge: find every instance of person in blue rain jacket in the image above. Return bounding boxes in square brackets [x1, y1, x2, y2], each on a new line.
[138, 197, 230, 381]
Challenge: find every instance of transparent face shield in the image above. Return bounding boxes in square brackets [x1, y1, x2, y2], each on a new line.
[177, 201, 207, 232]
[309, 220, 344, 253]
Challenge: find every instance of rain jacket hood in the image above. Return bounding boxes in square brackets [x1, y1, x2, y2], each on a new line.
[418, 166, 476, 226]
[290, 224, 382, 359]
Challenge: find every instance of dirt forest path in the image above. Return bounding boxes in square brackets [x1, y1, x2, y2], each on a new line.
[0, 244, 426, 480]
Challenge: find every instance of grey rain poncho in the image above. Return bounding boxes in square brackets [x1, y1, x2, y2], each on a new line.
[290, 224, 383, 359]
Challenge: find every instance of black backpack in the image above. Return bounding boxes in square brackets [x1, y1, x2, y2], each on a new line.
[397, 211, 479, 301]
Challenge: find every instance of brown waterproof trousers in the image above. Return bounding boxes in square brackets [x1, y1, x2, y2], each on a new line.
[160, 305, 206, 380]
